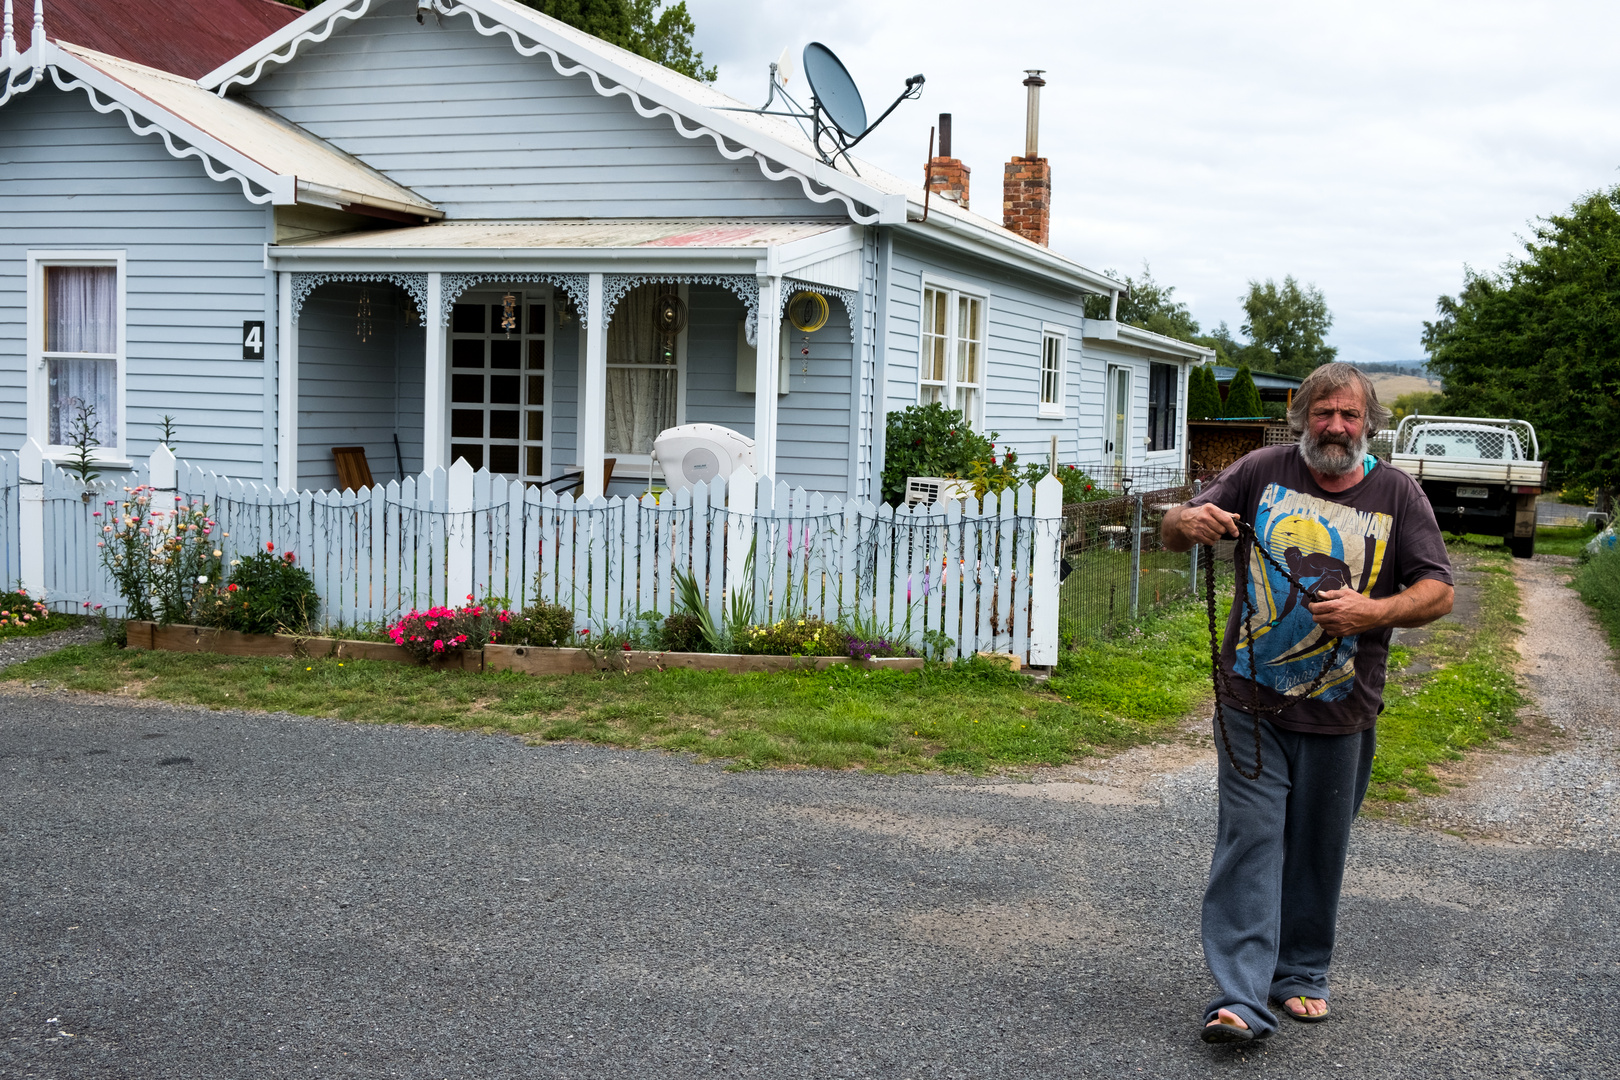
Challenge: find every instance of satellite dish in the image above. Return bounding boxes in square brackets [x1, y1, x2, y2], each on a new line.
[775, 46, 795, 86]
[803, 42, 866, 138]
[652, 423, 757, 494]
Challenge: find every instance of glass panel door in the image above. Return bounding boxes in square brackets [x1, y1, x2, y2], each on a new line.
[448, 289, 549, 481]
[1109, 366, 1131, 471]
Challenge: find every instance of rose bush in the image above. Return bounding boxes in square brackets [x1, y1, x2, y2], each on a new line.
[387, 596, 512, 661]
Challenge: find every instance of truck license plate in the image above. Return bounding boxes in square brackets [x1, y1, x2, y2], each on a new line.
[1456, 486, 1489, 499]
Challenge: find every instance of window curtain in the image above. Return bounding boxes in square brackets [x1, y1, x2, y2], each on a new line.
[605, 284, 677, 456]
[45, 266, 118, 446]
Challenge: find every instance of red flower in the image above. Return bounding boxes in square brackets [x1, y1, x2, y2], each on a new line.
[283, 551, 296, 564]
[621, 642, 632, 651]
[266, 541, 275, 551]
[227, 583, 239, 593]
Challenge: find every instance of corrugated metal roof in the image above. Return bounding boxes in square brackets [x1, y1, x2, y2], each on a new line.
[63, 45, 438, 217]
[1212, 365, 1304, 389]
[285, 219, 844, 250]
[13, 0, 300, 79]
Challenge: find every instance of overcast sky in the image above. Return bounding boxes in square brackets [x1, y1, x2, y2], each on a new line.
[686, 0, 1620, 365]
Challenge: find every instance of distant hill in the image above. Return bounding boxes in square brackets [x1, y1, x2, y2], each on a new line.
[1367, 373, 1442, 400]
[1351, 361, 1432, 378]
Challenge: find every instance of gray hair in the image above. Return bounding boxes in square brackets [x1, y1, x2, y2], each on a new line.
[1286, 362, 1392, 436]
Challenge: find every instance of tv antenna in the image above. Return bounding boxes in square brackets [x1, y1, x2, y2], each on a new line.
[718, 42, 923, 174]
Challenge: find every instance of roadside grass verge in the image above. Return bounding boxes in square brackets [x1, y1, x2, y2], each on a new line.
[1368, 541, 1525, 801]
[1, 607, 1219, 772]
[1574, 541, 1620, 653]
[1537, 523, 1599, 559]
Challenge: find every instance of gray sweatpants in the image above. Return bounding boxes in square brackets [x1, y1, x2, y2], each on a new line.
[1201, 707, 1376, 1036]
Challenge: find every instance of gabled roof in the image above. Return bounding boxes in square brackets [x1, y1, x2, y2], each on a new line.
[2, 38, 439, 217]
[8, 0, 301, 79]
[201, 0, 1126, 295]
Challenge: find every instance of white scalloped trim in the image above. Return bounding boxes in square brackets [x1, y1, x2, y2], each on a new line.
[437, 3, 878, 225]
[213, 0, 377, 97]
[49, 67, 277, 205]
[0, 62, 43, 109]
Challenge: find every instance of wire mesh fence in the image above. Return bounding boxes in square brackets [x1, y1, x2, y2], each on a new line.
[1058, 483, 1201, 640]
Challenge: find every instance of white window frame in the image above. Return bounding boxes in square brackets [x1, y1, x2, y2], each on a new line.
[1038, 325, 1067, 419]
[604, 281, 687, 477]
[26, 250, 128, 463]
[917, 275, 988, 428]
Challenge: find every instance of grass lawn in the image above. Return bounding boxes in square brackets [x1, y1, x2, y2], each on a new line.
[1537, 523, 1600, 559]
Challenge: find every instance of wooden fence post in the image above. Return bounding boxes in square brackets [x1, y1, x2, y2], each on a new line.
[18, 438, 44, 596]
[446, 457, 474, 605]
[1028, 472, 1063, 666]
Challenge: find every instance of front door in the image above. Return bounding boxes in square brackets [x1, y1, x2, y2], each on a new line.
[448, 289, 551, 482]
[1107, 365, 1131, 472]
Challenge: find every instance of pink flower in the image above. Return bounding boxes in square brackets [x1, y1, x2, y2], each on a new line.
[432, 639, 445, 651]
[266, 541, 275, 552]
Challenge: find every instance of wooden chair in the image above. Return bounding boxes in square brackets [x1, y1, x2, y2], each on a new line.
[332, 446, 374, 492]
[538, 458, 616, 499]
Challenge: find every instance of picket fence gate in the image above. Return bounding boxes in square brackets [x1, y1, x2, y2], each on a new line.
[9, 442, 1063, 665]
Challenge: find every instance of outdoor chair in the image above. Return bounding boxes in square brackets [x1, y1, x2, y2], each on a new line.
[332, 446, 374, 492]
[537, 458, 616, 499]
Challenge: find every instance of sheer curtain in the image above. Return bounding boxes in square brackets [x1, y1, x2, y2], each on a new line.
[605, 284, 677, 456]
[45, 266, 118, 446]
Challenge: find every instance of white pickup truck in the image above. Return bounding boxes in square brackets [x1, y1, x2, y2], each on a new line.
[1387, 415, 1548, 558]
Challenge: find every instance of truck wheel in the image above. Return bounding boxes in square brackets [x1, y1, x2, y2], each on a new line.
[1509, 530, 1536, 559]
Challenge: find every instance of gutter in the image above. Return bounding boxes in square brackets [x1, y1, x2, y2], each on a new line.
[894, 205, 1126, 295]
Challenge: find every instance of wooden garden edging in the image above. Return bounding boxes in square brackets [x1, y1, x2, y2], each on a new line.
[125, 622, 924, 675]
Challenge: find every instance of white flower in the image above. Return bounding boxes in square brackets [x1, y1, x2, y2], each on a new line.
[196, 575, 208, 584]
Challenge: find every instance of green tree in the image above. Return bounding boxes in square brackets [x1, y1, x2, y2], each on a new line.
[286, 0, 717, 82]
[1424, 186, 1620, 492]
[1187, 364, 1224, 420]
[1390, 390, 1444, 423]
[1241, 276, 1337, 377]
[1222, 366, 1264, 419]
[1083, 263, 1201, 342]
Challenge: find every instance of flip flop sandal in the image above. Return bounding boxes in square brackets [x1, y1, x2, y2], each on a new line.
[1201, 1018, 1259, 1044]
[1275, 996, 1330, 1023]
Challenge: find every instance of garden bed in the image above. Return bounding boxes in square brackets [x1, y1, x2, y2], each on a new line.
[124, 622, 924, 675]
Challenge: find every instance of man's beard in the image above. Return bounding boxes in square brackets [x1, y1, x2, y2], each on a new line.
[1298, 427, 1369, 476]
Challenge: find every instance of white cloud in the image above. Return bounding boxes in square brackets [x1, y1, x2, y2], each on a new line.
[688, 0, 1620, 363]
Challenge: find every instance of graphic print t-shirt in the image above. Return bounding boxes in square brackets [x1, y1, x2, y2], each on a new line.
[1188, 445, 1452, 735]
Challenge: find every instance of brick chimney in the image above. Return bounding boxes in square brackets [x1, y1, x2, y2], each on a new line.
[1003, 70, 1051, 246]
[926, 113, 971, 210]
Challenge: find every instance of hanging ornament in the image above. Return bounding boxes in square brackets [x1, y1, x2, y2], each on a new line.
[653, 292, 687, 362]
[501, 292, 518, 338]
[787, 290, 830, 333]
[355, 287, 373, 343]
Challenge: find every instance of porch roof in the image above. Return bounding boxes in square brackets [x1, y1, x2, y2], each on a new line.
[278, 219, 845, 252]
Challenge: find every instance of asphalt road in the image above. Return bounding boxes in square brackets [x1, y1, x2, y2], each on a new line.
[2, 694, 1615, 1079]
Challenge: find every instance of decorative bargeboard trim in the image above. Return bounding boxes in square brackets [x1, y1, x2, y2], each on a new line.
[440, 273, 589, 326]
[212, 0, 377, 96]
[781, 278, 858, 326]
[602, 274, 759, 337]
[291, 272, 430, 324]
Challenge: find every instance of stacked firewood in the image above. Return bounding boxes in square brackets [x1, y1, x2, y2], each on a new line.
[1189, 425, 1264, 475]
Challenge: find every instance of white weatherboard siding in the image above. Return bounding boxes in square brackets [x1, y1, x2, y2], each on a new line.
[243, 0, 841, 221]
[295, 283, 424, 491]
[775, 300, 854, 498]
[0, 85, 273, 476]
[885, 241, 1089, 467]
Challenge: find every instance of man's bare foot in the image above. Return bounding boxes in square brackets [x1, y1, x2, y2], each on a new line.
[1199, 1008, 1257, 1044]
[1277, 996, 1329, 1022]
[1205, 1008, 1249, 1030]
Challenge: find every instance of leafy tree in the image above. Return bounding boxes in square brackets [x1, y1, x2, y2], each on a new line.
[1187, 364, 1224, 420]
[285, 0, 717, 82]
[1222, 366, 1264, 419]
[1390, 391, 1444, 423]
[1424, 186, 1620, 492]
[1241, 276, 1337, 377]
[1083, 264, 1200, 342]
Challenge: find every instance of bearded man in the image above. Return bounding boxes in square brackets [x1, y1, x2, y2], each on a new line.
[1162, 362, 1454, 1043]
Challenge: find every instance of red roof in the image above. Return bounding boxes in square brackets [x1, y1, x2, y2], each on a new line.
[11, 0, 302, 80]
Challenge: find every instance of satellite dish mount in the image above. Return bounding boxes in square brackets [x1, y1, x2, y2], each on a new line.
[719, 42, 923, 173]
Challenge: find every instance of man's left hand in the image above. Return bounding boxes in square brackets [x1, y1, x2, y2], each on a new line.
[1306, 588, 1385, 636]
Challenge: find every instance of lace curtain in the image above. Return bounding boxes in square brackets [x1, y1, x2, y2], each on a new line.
[45, 266, 118, 446]
[605, 284, 677, 456]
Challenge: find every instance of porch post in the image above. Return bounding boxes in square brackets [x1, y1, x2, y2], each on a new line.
[423, 271, 446, 474]
[580, 272, 607, 499]
[276, 271, 297, 490]
[754, 274, 782, 479]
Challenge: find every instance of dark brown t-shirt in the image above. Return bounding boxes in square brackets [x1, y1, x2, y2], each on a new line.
[1188, 445, 1453, 735]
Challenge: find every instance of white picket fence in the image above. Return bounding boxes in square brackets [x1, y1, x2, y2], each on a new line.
[10, 441, 1063, 664]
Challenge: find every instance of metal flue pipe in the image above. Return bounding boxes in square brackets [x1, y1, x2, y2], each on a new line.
[1023, 69, 1045, 159]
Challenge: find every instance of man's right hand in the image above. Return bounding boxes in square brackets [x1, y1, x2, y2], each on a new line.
[1162, 503, 1241, 552]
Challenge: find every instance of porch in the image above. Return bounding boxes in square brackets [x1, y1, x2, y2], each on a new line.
[270, 221, 873, 500]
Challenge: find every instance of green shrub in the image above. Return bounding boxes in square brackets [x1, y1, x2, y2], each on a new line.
[98, 486, 224, 624]
[1575, 541, 1620, 651]
[1222, 366, 1264, 418]
[880, 402, 996, 504]
[199, 546, 319, 634]
[661, 613, 707, 652]
[1188, 365, 1224, 420]
[504, 600, 576, 647]
[736, 617, 848, 656]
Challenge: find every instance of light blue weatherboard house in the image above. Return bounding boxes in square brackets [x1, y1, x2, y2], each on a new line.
[0, 0, 1209, 500]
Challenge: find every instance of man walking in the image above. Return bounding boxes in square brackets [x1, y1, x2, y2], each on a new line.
[1162, 362, 1454, 1043]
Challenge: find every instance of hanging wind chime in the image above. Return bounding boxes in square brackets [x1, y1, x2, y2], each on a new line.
[501, 292, 518, 338]
[355, 287, 374, 343]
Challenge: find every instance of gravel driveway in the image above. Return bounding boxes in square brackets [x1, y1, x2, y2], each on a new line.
[3, 683, 1615, 1078]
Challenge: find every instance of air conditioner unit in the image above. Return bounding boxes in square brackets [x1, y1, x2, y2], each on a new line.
[905, 476, 974, 506]
[652, 423, 756, 494]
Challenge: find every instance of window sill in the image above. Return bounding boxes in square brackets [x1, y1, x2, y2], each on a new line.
[1037, 407, 1065, 420]
[43, 453, 133, 470]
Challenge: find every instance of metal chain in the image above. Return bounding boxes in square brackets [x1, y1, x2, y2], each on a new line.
[1203, 518, 1346, 780]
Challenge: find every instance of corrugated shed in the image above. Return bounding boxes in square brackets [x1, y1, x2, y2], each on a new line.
[13, 0, 300, 79]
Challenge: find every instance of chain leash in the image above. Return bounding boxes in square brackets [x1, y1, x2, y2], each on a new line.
[1203, 518, 1346, 781]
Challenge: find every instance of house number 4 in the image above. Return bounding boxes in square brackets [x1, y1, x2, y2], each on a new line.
[242, 320, 266, 360]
